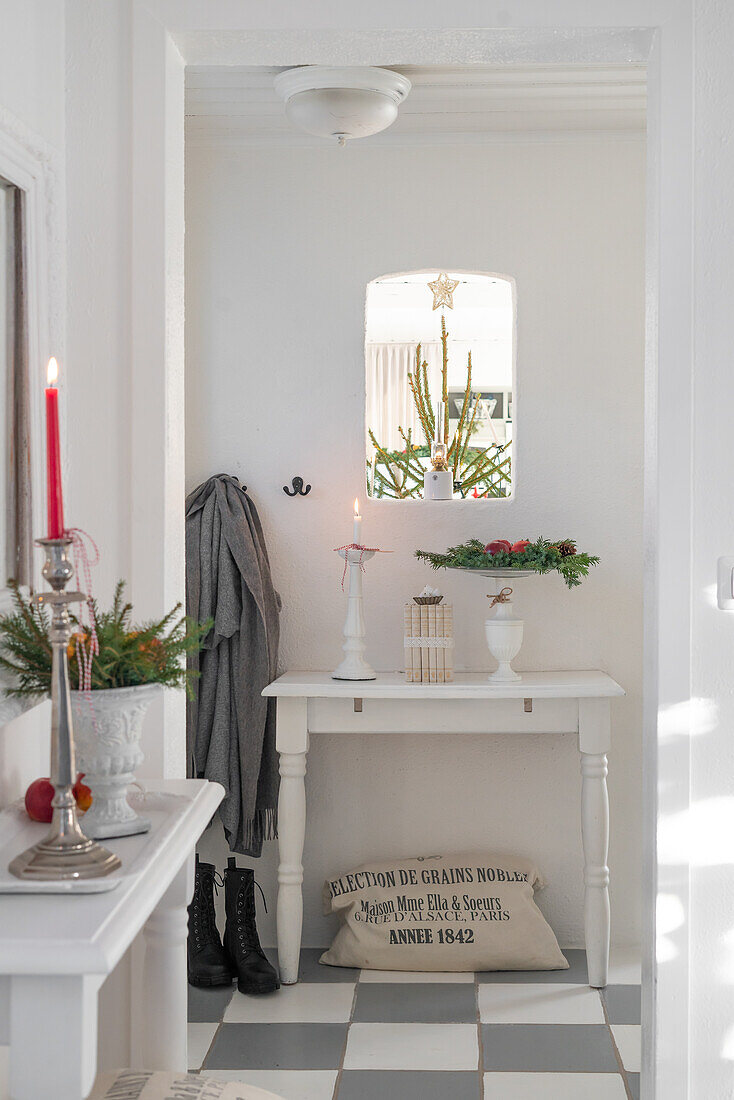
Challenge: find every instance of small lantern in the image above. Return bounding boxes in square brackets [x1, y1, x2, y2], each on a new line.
[424, 401, 453, 500]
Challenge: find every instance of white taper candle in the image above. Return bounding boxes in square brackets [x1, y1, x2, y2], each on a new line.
[353, 497, 362, 545]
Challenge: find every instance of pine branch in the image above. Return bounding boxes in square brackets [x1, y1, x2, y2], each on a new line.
[369, 431, 406, 497]
[420, 354, 434, 442]
[451, 353, 474, 476]
[407, 344, 434, 445]
[0, 579, 211, 694]
[397, 428, 429, 480]
[440, 315, 449, 441]
[458, 392, 482, 471]
[9, 579, 51, 652]
[458, 443, 511, 496]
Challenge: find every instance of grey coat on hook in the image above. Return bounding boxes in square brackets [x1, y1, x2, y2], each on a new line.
[185, 474, 281, 856]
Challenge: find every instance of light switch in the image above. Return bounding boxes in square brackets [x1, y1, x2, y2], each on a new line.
[717, 557, 734, 609]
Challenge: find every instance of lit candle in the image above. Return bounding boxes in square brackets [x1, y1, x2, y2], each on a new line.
[353, 497, 362, 546]
[45, 357, 65, 538]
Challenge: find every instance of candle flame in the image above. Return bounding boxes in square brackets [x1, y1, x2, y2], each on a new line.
[353, 497, 360, 516]
[47, 357, 59, 385]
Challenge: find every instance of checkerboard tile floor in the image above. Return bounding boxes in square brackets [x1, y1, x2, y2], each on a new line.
[189, 948, 641, 1099]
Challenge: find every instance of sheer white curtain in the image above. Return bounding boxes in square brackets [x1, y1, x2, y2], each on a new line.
[366, 341, 442, 452]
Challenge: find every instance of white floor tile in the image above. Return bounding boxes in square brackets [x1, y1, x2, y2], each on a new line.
[611, 1023, 641, 1071]
[188, 1022, 219, 1070]
[608, 946, 642, 984]
[202, 1070, 338, 1099]
[224, 982, 354, 1023]
[344, 1022, 478, 1071]
[484, 1072, 627, 1098]
[479, 983, 605, 1024]
[358, 969, 474, 983]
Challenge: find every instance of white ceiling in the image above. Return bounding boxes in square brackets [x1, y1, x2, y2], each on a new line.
[185, 63, 646, 146]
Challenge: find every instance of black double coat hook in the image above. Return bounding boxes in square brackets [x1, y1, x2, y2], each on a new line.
[283, 476, 311, 497]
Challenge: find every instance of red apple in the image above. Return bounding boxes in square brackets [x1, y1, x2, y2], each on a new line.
[511, 540, 531, 554]
[24, 777, 54, 823]
[25, 774, 93, 821]
[73, 773, 92, 813]
[485, 539, 512, 555]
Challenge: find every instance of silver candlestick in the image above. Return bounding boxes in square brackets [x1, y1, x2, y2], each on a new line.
[9, 538, 121, 880]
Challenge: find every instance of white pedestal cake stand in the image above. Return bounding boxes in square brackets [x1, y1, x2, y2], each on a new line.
[448, 566, 535, 682]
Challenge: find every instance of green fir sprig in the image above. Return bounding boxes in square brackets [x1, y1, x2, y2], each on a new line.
[0, 578, 211, 698]
[415, 537, 600, 589]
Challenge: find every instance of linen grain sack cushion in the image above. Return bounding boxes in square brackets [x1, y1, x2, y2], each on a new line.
[90, 1070, 284, 1100]
[321, 852, 568, 972]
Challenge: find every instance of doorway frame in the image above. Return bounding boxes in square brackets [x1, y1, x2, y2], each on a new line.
[131, 4, 695, 1096]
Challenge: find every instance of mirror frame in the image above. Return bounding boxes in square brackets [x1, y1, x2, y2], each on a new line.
[0, 107, 62, 722]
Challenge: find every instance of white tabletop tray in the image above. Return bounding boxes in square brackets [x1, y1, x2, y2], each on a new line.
[0, 790, 192, 894]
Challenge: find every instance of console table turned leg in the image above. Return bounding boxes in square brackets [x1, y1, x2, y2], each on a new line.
[140, 856, 192, 1070]
[579, 699, 611, 988]
[276, 698, 309, 985]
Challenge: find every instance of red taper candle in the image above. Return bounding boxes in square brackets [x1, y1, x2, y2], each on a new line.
[45, 357, 65, 538]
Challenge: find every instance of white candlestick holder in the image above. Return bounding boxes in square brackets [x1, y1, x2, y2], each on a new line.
[333, 547, 376, 680]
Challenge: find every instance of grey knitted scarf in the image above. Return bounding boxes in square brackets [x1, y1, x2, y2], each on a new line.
[186, 474, 280, 856]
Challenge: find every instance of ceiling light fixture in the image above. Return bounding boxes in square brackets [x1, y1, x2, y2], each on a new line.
[274, 66, 411, 145]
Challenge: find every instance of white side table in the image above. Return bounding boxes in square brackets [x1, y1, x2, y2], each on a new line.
[0, 778, 223, 1100]
[263, 671, 624, 988]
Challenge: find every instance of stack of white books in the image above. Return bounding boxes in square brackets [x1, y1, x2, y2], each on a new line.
[404, 599, 454, 683]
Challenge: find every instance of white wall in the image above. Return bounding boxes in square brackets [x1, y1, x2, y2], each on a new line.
[186, 136, 646, 948]
[65, 0, 177, 782]
[65, 0, 132, 606]
[0, 1, 65, 152]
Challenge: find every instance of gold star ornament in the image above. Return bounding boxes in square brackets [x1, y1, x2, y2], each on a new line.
[427, 272, 459, 310]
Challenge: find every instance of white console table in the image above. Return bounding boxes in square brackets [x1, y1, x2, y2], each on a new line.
[0, 778, 223, 1100]
[263, 671, 624, 989]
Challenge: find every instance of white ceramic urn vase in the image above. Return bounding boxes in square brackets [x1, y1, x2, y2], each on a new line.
[485, 595, 524, 682]
[70, 683, 159, 839]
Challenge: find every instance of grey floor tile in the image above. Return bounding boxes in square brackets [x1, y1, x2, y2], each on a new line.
[338, 1071, 481, 1099]
[602, 985, 642, 1024]
[188, 983, 235, 1023]
[476, 948, 588, 984]
[482, 1024, 619, 1072]
[205, 1022, 348, 1070]
[271, 947, 360, 984]
[627, 1071, 641, 1099]
[353, 983, 476, 1024]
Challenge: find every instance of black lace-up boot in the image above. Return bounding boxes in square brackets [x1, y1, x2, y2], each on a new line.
[223, 857, 280, 995]
[187, 856, 235, 987]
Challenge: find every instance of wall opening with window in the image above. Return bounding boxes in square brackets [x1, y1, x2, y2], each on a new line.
[365, 270, 514, 499]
